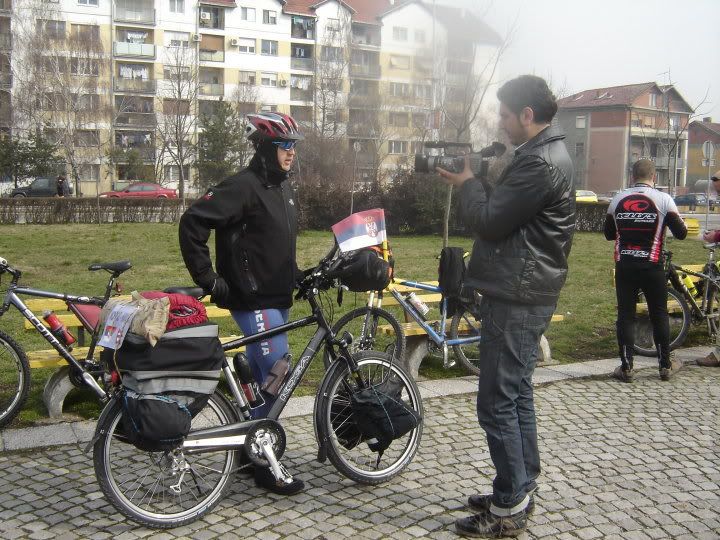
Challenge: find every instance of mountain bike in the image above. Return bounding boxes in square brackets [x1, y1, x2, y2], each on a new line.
[633, 243, 720, 356]
[0, 258, 130, 428]
[327, 278, 483, 376]
[90, 245, 424, 528]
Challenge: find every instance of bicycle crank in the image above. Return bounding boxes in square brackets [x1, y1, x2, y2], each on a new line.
[244, 419, 287, 468]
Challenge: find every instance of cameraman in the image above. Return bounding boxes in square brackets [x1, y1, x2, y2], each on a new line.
[437, 75, 575, 538]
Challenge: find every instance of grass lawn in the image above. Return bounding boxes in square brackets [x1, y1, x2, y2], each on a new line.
[0, 224, 711, 425]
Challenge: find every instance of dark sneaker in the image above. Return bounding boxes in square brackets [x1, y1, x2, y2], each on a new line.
[455, 508, 527, 538]
[468, 494, 535, 515]
[611, 365, 634, 383]
[254, 466, 304, 495]
[696, 353, 720, 367]
[660, 358, 683, 381]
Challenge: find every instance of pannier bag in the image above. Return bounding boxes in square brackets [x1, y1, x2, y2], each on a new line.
[332, 246, 393, 292]
[109, 322, 225, 451]
[332, 375, 422, 453]
[438, 247, 466, 315]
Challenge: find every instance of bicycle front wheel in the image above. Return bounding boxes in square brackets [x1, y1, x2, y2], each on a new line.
[315, 351, 423, 485]
[633, 287, 690, 356]
[323, 307, 406, 367]
[93, 390, 239, 528]
[450, 307, 482, 376]
[0, 329, 31, 429]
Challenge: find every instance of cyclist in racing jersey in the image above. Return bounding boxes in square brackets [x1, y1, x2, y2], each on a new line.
[179, 112, 305, 495]
[604, 158, 687, 382]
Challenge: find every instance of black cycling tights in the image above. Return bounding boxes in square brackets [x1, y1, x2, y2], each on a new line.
[615, 264, 671, 369]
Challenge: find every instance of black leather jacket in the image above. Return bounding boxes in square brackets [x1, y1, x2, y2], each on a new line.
[459, 125, 576, 305]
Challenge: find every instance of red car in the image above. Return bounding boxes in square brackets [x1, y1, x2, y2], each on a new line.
[99, 182, 178, 199]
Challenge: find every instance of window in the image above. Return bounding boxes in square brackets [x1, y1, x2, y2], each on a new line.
[261, 104, 278, 112]
[70, 58, 100, 76]
[575, 115, 586, 129]
[241, 7, 256, 21]
[575, 142, 584, 157]
[169, 0, 184, 13]
[669, 115, 680, 131]
[389, 55, 410, 69]
[38, 20, 66, 39]
[410, 141, 423, 154]
[166, 31, 189, 48]
[389, 140, 408, 154]
[414, 29, 425, 43]
[650, 143, 658, 157]
[163, 99, 190, 115]
[389, 112, 408, 127]
[412, 113, 428, 128]
[237, 38, 256, 53]
[261, 40, 278, 56]
[327, 18, 339, 32]
[414, 85, 431, 99]
[393, 27, 408, 41]
[322, 46, 342, 62]
[163, 65, 189, 81]
[164, 165, 189, 183]
[390, 82, 410, 97]
[200, 7, 223, 29]
[80, 164, 100, 183]
[239, 70, 256, 85]
[261, 72, 277, 87]
[71, 24, 100, 42]
[74, 130, 100, 147]
[75, 93, 100, 110]
[263, 9, 277, 24]
[77, 0, 98, 6]
[649, 93, 657, 107]
[643, 115, 655, 128]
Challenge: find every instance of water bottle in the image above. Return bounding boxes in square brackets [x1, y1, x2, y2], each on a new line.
[681, 274, 697, 297]
[233, 353, 264, 408]
[43, 311, 76, 349]
[261, 354, 291, 397]
[406, 292, 430, 319]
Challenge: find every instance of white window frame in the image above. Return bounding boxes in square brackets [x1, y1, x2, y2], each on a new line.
[239, 70, 256, 85]
[575, 115, 586, 129]
[649, 93, 657, 107]
[237, 38, 256, 54]
[261, 72, 277, 87]
[166, 31, 189, 48]
[169, 0, 184, 13]
[389, 140, 408, 154]
[327, 18, 340, 32]
[389, 55, 410, 69]
[261, 40, 278, 56]
[263, 9, 277, 24]
[241, 6, 256, 22]
[77, 0, 98, 6]
[393, 26, 408, 41]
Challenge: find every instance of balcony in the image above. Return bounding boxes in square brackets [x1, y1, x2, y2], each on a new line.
[290, 88, 312, 102]
[348, 93, 380, 108]
[0, 72, 10, 88]
[115, 146, 155, 161]
[349, 64, 381, 79]
[652, 157, 686, 169]
[199, 50, 225, 62]
[291, 57, 314, 71]
[199, 83, 223, 96]
[351, 33, 381, 48]
[347, 123, 379, 138]
[114, 78, 156, 93]
[0, 33, 11, 50]
[115, 7, 155, 25]
[114, 42, 156, 58]
[115, 112, 156, 127]
[630, 125, 689, 140]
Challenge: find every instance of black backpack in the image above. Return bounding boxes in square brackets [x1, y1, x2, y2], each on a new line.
[438, 247, 466, 314]
[106, 322, 225, 451]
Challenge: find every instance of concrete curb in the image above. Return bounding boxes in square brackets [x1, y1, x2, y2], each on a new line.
[0, 345, 710, 453]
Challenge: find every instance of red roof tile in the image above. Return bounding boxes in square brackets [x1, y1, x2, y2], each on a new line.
[283, 0, 392, 24]
[691, 120, 720, 138]
[283, 0, 317, 17]
[558, 82, 657, 109]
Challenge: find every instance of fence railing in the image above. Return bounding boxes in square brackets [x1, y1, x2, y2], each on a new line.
[114, 42, 156, 58]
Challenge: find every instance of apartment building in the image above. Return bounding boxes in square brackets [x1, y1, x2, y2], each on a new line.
[4, 0, 501, 194]
[687, 117, 720, 188]
[557, 82, 694, 195]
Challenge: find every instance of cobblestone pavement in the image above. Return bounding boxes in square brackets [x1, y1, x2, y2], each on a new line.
[0, 366, 718, 540]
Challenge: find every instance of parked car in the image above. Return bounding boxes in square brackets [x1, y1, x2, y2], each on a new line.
[10, 177, 74, 198]
[674, 193, 708, 208]
[598, 190, 620, 203]
[575, 190, 598, 203]
[99, 182, 178, 199]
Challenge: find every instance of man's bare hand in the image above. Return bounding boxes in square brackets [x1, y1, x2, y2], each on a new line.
[703, 230, 716, 243]
[436, 155, 473, 187]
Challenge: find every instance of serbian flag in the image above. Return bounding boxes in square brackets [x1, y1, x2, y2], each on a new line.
[331, 209, 387, 252]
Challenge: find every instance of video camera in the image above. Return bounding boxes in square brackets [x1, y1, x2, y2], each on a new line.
[414, 141, 506, 178]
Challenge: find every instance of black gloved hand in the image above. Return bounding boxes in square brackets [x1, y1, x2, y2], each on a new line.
[210, 276, 230, 306]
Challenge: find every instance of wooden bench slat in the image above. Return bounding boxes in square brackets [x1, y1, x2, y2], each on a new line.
[380, 293, 443, 307]
[377, 313, 565, 337]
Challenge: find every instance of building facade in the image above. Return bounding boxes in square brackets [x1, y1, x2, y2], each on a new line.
[687, 117, 720, 189]
[557, 82, 693, 195]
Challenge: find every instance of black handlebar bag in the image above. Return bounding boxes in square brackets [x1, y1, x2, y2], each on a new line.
[333, 247, 393, 292]
[109, 322, 225, 451]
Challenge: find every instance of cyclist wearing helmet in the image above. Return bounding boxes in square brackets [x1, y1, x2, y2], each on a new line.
[179, 112, 304, 495]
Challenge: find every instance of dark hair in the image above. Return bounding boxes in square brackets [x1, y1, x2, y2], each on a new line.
[632, 159, 655, 180]
[497, 75, 558, 123]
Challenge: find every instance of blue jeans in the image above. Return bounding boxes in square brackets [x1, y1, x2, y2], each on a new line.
[476, 296, 555, 511]
[232, 308, 289, 419]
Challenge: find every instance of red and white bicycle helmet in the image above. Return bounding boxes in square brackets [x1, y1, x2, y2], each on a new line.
[245, 112, 304, 144]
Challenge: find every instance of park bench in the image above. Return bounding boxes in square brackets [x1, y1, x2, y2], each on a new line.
[375, 281, 564, 379]
[24, 296, 243, 418]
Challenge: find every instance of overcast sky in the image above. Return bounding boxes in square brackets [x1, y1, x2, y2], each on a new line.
[445, 0, 720, 120]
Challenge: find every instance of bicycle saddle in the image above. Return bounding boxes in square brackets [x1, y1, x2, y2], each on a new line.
[88, 260, 132, 274]
[163, 286, 206, 299]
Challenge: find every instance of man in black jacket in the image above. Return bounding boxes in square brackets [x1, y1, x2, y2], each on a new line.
[179, 112, 304, 495]
[438, 75, 575, 538]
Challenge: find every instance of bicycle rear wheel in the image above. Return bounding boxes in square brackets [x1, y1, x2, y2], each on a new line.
[450, 307, 482, 376]
[315, 351, 423, 485]
[633, 287, 690, 356]
[93, 390, 239, 528]
[323, 307, 406, 368]
[0, 329, 31, 429]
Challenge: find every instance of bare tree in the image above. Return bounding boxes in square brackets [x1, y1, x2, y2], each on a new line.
[156, 44, 198, 203]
